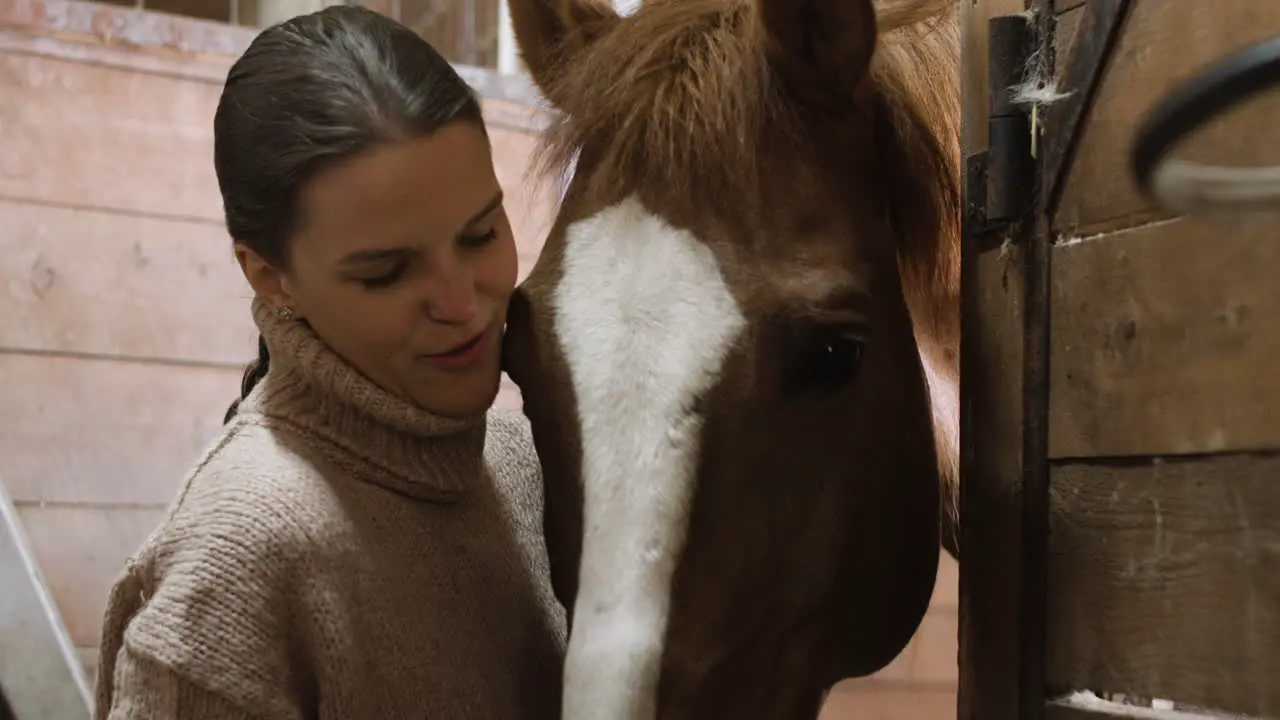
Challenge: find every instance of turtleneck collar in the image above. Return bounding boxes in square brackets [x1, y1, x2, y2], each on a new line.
[234, 298, 488, 502]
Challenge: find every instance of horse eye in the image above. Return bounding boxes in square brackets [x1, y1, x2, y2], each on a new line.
[784, 328, 866, 398]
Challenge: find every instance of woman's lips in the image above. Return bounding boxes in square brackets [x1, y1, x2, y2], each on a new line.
[424, 330, 488, 370]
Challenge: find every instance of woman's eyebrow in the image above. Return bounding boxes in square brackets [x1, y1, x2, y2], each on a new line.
[458, 191, 504, 233]
[338, 247, 411, 267]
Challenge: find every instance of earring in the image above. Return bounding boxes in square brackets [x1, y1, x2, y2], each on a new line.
[276, 306, 295, 321]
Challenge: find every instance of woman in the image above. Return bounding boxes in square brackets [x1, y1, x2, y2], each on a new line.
[93, 6, 565, 718]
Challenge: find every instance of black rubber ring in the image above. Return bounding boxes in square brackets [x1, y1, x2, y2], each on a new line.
[1130, 34, 1280, 202]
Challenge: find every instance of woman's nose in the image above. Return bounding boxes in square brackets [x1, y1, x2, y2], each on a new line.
[425, 270, 479, 324]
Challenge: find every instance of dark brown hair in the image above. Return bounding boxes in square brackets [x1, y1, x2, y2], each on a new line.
[217, 6, 484, 423]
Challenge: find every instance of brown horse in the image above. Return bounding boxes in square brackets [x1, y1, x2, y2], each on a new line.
[502, 0, 960, 717]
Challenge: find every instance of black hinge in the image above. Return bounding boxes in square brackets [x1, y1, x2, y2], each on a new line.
[964, 14, 1036, 238]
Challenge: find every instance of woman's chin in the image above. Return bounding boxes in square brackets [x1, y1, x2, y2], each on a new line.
[413, 369, 503, 418]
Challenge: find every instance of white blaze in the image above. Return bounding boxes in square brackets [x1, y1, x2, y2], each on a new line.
[552, 196, 747, 720]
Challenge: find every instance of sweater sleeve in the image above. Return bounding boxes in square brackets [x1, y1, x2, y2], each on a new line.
[94, 469, 319, 720]
[101, 646, 261, 720]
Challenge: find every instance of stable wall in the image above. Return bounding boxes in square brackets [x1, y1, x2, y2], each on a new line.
[960, 1, 1280, 717]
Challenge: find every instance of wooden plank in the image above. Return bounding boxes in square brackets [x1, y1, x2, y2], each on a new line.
[959, 0, 1028, 156]
[1048, 218, 1280, 459]
[0, 0, 544, 106]
[0, 0, 255, 58]
[821, 681, 957, 720]
[491, 124, 554, 277]
[1053, 2, 1084, 84]
[0, 25, 237, 83]
[0, 31, 548, 225]
[1046, 694, 1250, 720]
[957, 244, 1027, 720]
[0, 483, 91, 720]
[907, 610, 959, 684]
[482, 97, 550, 134]
[0, 354, 241, 506]
[15, 504, 165, 650]
[0, 200, 255, 365]
[1056, 0, 1280, 235]
[144, 0, 232, 23]
[0, 50, 225, 221]
[1045, 453, 1280, 717]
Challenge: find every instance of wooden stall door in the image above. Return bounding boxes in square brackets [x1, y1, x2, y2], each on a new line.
[0, 0, 553, 684]
[963, 1, 1280, 718]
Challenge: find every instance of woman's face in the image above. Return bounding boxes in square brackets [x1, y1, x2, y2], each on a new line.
[238, 120, 518, 418]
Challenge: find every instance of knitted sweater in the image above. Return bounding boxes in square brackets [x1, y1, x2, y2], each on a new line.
[93, 300, 566, 719]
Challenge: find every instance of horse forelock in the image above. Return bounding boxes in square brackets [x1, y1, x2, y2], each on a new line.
[534, 0, 776, 211]
[531, 0, 959, 226]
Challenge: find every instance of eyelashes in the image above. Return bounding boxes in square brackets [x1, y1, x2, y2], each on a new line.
[356, 228, 500, 290]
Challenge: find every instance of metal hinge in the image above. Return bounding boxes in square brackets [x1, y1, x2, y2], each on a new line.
[964, 13, 1037, 238]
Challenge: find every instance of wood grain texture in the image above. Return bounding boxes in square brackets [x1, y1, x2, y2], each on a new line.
[1056, 0, 1280, 234]
[0, 50, 224, 220]
[1048, 218, 1280, 459]
[490, 124, 554, 278]
[0, 0, 545, 106]
[1046, 454, 1280, 717]
[0, 0, 256, 57]
[0, 353, 241, 505]
[1045, 700, 1218, 720]
[15, 504, 166, 649]
[1053, 1, 1084, 77]
[0, 199, 254, 364]
[958, 245, 1027, 720]
[823, 679, 957, 720]
[959, 0, 1028, 155]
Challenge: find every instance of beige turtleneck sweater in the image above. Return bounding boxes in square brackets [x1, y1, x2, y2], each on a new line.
[93, 301, 566, 719]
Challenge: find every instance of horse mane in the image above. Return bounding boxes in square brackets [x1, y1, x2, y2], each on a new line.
[535, 0, 776, 206]
[535, 0, 960, 343]
[870, 1, 962, 347]
[534, 0, 959, 237]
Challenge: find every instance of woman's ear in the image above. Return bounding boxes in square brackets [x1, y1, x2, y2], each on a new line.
[235, 244, 296, 314]
[507, 0, 619, 109]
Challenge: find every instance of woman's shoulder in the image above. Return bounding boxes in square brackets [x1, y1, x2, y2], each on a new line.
[142, 420, 347, 572]
[99, 422, 345, 714]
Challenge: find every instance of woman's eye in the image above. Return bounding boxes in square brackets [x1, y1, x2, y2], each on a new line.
[359, 261, 408, 290]
[459, 228, 498, 249]
[783, 327, 866, 398]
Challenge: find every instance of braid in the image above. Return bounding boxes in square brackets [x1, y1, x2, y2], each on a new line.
[223, 334, 272, 423]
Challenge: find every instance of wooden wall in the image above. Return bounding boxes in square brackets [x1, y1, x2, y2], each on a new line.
[86, 0, 501, 67]
[0, 0, 553, 682]
[963, 0, 1280, 717]
[1045, 1, 1280, 715]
